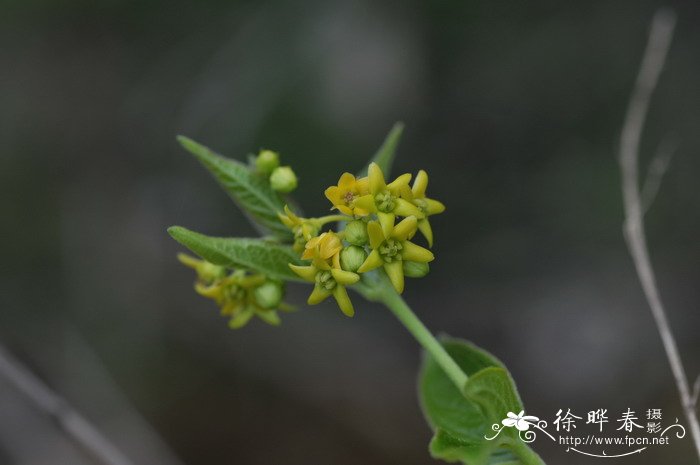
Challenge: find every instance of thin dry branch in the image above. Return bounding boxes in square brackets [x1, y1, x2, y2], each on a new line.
[0, 343, 136, 465]
[618, 8, 700, 460]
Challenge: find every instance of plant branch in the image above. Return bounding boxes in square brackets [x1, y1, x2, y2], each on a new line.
[618, 9, 700, 460]
[0, 343, 136, 465]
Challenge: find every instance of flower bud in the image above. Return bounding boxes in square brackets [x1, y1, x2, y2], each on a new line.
[253, 281, 284, 309]
[255, 149, 280, 175]
[340, 245, 367, 273]
[270, 166, 298, 193]
[344, 220, 368, 246]
[199, 261, 227, 282]
[178, 253, 226, 283]
[403, 261, 429, 278]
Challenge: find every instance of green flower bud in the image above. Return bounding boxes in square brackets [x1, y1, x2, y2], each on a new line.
[403, 261, 429, 278]
[255, 149, 280, 175]
[340, 245, 367, 273]
[199, 261, 227, 282]
[270, 166, 298, 193]
[178, 253, 226, 283]
[344, 220, 368, 246]
[253, 281, 284, 309]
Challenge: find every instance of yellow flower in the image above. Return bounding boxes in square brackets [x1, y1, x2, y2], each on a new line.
[324, 172, 370, 216]
[357, 216, 434, 294]
[289, 260, 360, 317]
[301, 230, 343, 264]
[404, 170, 446, 247]
[353, 163, 424, 237]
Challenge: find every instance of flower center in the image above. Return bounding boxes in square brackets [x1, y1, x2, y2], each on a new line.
[224, 284, 246, 302]
[315, 270, 337, 291]
[343, 191, 356, 206]
[379, 239, 403, 263]
[375, 190, 396, 213]
[414, 198, 427, 214]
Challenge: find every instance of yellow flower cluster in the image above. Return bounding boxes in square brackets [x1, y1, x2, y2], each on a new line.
[287, 162, 444, 316]
[178, 253, 291, 328]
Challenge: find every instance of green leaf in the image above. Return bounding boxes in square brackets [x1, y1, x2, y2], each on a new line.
[419, 338, 543, 465]
[177, 136, 292, 239]
[168, 226, 303, 282]
[357, 122, 404, 178]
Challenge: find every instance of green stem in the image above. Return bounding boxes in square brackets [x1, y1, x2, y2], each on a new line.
[379, 288, 468, 390]
[367, 280, 546, 465]
[510, 440, 547, 465]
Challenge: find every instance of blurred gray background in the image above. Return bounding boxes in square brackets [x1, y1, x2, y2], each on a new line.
[2, 0, 700, 464]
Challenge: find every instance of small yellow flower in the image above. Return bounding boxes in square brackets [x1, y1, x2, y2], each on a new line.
[324, 172, 370, 216]
[353, 163, 424, 237]
[289, 260, 360, 317]
[404, 170, 446, 247]
[357, 216, 434, 294]
[301, 230, 343, 264]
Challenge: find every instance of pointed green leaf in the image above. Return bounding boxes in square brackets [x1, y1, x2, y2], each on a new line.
[168, 226, 303, 282]
[177, 136, 292, 239]
[357, 122, 404, 178]
[419, 338, 544, 465]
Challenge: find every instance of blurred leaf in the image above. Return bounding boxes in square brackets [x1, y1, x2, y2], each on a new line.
[420, 338, 542, 465]
[357, 122, 404, 178]
[177, 136, 292, 239]
[168, 226, 303, 282]
[429, 429, 520, 465]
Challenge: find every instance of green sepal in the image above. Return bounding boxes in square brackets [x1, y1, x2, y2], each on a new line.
[168, 226, 303, 282]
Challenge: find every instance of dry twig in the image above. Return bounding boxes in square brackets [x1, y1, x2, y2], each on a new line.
[0, 343, 136, 465]
[618, 9, 700, 460]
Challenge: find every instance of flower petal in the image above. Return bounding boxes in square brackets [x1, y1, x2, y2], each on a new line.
[368, 162, 386, 194]
[387, 173, 412, 193]
[353, 194, 377, 213]
[308, 285, 332, 305]
[417, 218, 434, 247]
[401, 241, 434, 263]
[392, 216, 418, 241]
[425, 198, 446, 215]
[356, 176, 370, 195]
[366, 221, 385, 249]
[312, 256, 331, 270]
[337, 172, 356, 189]
[377, 212, 395, 238]
[331, 268, 360, 285]
[319, 233, 342, 259]
[336, 205, 354, 215]
[255, 309, 281, 326]
[394, 198, 424, 218]
[228, 306, 255, 329]
[289, 264, 317, 282]
[195, 282, 222, 299]
[357, 249, 383, 273]
[324, 186, 343, 204]
[412, 170, 428, 198]
[332, 285, 355, 317]
[384, 260, 405, 294]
